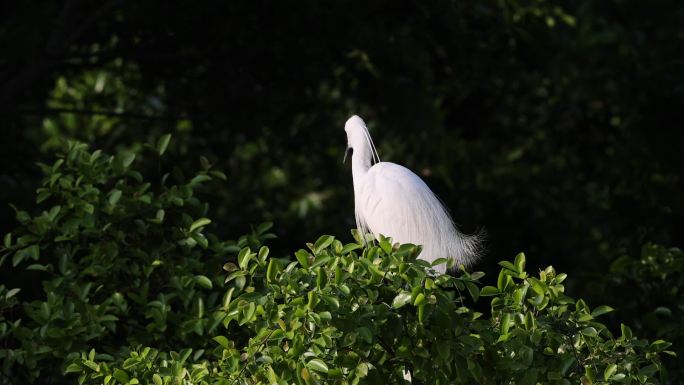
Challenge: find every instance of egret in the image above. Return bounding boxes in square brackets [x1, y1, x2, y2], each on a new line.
[343, 115, 482, 273]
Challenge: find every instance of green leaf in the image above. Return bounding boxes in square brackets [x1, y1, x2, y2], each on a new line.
[355, 362, 369, 378]
[527, 277, 546, 295]
[340, 243, 362, 254]
[222, 287, 235, 307]
[258, 246, 270, 263]
[520, 346, 534, 367]
[121, 152, 136, 169]
[26, 264, 49, 271]
[267, 258, 282, 282]
[378, 236, 392, 254]
[307, 291, 319, 309]
[179, 348, 193, 363]
[113, 368, 130, 384]
[418, 303, 426, 323]
[514, 252, 526, 272]
[580, 327, 598, 337]
[237, 247, 252, 269]
[36, 190, 51, 203]
[13, 245, 39, 266]
[500, 313, 511, 336]
[498, 261, 518, 273]
[108, 189, 122, 206]
[424, 278, 435, 290]
[524, 312, 535, 330]
[47, 205, 61, 221]
[431, 257, 449, 267]
[307, 359, 328, 373]
[469, 271, 485, 280]
[5, 288, 20, 299]
[314, 235, 335, 253]
[256, 222, 273, 234]
[268, 329, 285, 341]
[240, 302, 256, 324]
[555, 273, 567, 283]
[234, 275, 247, 291]
[189, 174, 212, 186]
[157, 134, 172, 155]
[223, 262, 238, 272]
[89, 149, 102, 162]
[194, 275, 213, 289]
[392, 291, 412, 308]
[191, 233, 209, 249]
[357, 326, 373, 343]
[64, 362, 82, 374]
[295, 249, 310, 268]
[413, 292, 426, 306]
[465, 282, 480, 302]
[189, 217, 211, 232]
[654, 306, 672, 316]
[497, 270, 512, 291]
[639, 364, 660, 377]
[213, 336, 230, 349]
[512, 285, 528, 306]
[590, 305, 614, 318]
[604, 364, 617, 381]
[152, 373, 163, 385]
[480, 286, 499, 296]
[650, 339, 672, 351]
[200, 155, 211, 169]
[83, 203, 95, 214]
[316, 267, 327, 289]
[209, 170, 227, 180]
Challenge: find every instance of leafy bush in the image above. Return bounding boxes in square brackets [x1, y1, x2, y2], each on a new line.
[0, 139, 274, 383]
[600, 244, 684, 382]
[69, 242, 672, 385]
[0, 140, 673, 384]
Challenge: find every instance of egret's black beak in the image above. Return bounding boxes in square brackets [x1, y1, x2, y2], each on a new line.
[343, 147, 353, 164]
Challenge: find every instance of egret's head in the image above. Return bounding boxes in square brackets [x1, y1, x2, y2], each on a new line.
[343, 115, 365, 163]
[343, 115, 380, 165]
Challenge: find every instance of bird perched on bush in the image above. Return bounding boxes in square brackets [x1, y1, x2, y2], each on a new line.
[343, 115, 482, 273]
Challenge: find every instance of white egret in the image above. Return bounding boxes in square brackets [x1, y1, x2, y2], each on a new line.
[344, 115, 482, 273]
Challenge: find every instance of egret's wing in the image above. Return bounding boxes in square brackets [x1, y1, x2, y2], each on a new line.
[358, 162, 481, 272]
[359, 162, 432, 245]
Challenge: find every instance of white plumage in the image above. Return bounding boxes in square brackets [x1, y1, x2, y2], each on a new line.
[344, 115, 481, 273]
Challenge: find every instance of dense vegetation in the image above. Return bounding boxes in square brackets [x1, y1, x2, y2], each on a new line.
[0, 143, 677, 384]
[1, 0, 682, 383]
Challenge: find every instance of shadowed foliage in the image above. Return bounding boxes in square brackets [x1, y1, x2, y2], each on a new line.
[1, 0, 683, 383]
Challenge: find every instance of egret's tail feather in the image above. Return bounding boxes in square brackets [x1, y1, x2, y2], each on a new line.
[457, 228, 486, 268]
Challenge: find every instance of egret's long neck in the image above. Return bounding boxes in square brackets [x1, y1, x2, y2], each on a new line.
[351, 135, 373, 180]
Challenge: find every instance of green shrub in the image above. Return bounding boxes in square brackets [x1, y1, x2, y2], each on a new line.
[67, 240, 671, 385]
[601, 244, 684, 382]
[0, 139, 273, 383]
[0, 140, 673, 384]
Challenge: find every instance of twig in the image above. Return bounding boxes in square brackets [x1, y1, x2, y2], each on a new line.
[230, 329, 276, 385]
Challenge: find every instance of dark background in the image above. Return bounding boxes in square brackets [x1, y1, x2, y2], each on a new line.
[1, 0, 683, 301]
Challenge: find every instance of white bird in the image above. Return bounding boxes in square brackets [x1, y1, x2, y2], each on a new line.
[344, 115, 481, 274]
